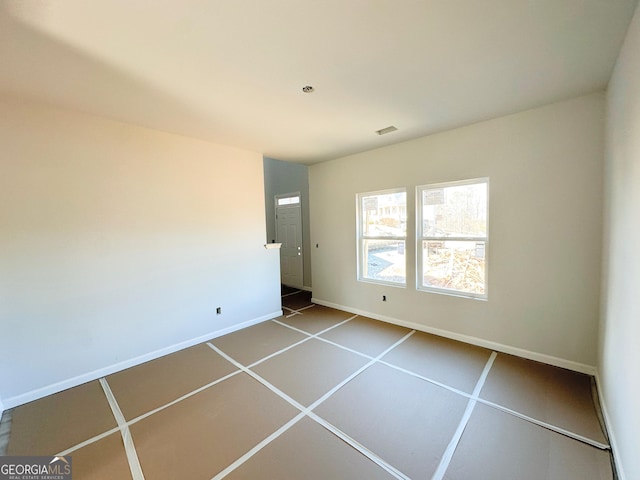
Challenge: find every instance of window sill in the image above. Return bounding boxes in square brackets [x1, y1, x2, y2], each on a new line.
[417, 287, 487, 301]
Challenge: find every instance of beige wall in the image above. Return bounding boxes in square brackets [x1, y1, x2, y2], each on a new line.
[0, 97, 281, 406]
[310, 92, 604, 369]
[601, 2, 640, 478]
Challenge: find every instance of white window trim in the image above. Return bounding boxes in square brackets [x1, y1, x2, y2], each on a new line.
[416, 177, 489, 300]
[356, 187, 407, 287]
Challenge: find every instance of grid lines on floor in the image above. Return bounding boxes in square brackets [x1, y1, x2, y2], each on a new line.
[0, 288, 614, 479]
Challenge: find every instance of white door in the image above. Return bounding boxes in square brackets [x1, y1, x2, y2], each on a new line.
[276, 194, 303, 288]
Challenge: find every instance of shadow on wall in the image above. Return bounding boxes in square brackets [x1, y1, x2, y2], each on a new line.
[0, 5, 221, 140]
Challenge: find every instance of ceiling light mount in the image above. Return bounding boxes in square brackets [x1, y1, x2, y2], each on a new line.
[302, 85, 314, 93]
[375, 125, 398, 136]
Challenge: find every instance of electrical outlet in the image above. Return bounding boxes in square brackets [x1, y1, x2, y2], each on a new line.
[382, 295, 387, 302]
[216, 307, 222, 315]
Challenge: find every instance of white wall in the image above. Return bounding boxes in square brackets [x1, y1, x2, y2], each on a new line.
[310, 92, 604, 369]
[263, 157, 311, 288]
[0, 97, 281, 407]
[601, 3, 640, 479]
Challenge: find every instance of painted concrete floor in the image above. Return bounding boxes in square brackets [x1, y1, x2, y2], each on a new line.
[0, 288, 613, 479]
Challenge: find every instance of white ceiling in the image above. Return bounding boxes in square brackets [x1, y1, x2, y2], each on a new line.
[1, 0, 637, 164]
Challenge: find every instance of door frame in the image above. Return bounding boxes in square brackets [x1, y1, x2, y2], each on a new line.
[275, 192, 303, 287]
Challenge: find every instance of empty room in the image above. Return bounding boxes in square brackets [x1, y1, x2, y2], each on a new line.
[1, 1, 639, 479]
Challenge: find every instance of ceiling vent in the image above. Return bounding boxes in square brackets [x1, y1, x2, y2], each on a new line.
[375, 125, 398, 136]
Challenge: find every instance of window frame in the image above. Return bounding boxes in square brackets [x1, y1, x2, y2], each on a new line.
[416, 178, 489, 299]
[356, 187, 407, 287]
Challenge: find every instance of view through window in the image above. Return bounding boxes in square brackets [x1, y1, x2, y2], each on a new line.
[417, 179, 488, 298]
[357, 189, 407, 285]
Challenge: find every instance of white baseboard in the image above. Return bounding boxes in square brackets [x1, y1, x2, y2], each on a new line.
[312, 298, 596, 375]
[3, 310, 282, 409]
[594, 371, 626, 480]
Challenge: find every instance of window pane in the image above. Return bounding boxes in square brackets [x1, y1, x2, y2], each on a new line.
[277, 195, 300, 206]
[422, 182, 487, 237]
[361, 192, 406, 237]
[421, 240, 485, 295]
[362, 239, 405, 284]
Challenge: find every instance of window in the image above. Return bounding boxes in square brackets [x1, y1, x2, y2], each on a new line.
[417, 178, 488, 298]
[357, 189, 407, 286]
[276, 194, 300, 206]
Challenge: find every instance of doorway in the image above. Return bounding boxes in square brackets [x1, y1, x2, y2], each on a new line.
[275, 193, 303, 288]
